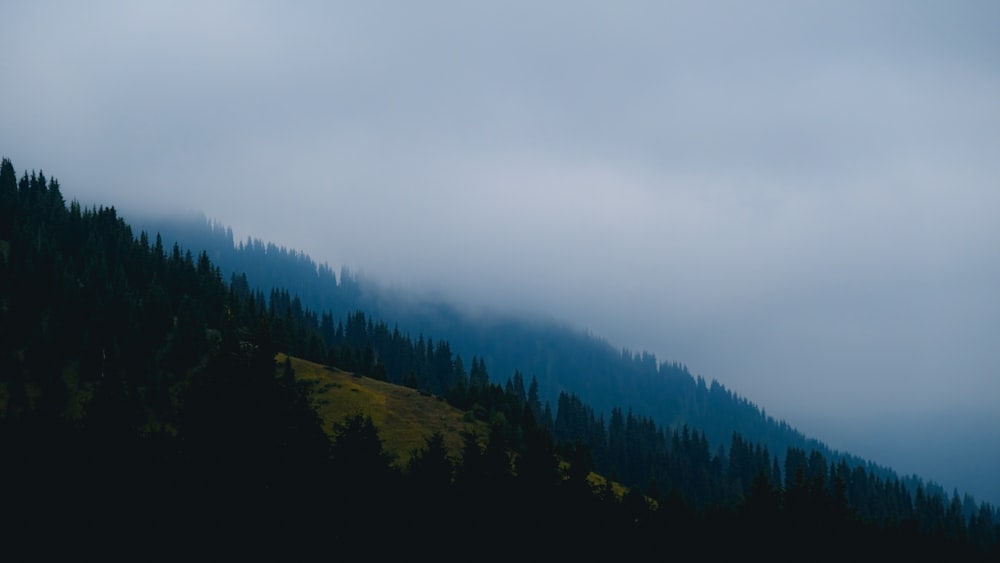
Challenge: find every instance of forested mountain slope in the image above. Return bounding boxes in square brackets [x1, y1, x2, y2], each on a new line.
[3, 158, 996, 558]
[136, 210, 930, 490]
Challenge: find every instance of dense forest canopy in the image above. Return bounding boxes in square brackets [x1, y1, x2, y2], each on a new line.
[134, 207, 979, 503]
[1, 158, 997, 558]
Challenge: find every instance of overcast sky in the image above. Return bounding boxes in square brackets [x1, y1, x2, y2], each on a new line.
[4, 1, 999, 504]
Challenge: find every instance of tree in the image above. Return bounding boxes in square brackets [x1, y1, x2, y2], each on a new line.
[0, 157, 17, 238]
[469, 356, 489, 389]
[527, 375, 543, 422]
[516, 407, 558, 492]
[407, 431, 454, 492]
[330, 412, 395, 484]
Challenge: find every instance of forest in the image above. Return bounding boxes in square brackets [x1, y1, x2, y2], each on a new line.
[1, 158, 997, 559]
[133, 209, 939, 486]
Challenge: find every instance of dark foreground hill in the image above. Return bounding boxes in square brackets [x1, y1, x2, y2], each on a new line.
[1, 158, 997, 559]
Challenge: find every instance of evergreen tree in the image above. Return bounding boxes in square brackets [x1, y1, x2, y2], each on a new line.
[407, 431, 454, 492]
[0, 157, 16, 238]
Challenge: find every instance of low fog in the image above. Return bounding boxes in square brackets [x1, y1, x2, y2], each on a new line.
[4, 1, 999, 504]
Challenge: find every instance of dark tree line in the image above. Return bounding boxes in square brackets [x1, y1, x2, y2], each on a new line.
[136, 205, 929, 499]
[549, 384, 998, 554]
[1, 158, 996, 559]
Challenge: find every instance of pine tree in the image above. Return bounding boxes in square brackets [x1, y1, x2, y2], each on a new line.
[407, 431, 454, 492]
[0, 158, 17, 238]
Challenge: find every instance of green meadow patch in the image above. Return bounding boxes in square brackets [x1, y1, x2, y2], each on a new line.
[282, 354, 487, 467]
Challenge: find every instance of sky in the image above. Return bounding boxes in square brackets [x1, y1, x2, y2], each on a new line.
[3, 1, 999, 504]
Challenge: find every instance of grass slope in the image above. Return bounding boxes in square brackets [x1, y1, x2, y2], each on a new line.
[282, 354, 487, 467]
[284, 354, 635, 502]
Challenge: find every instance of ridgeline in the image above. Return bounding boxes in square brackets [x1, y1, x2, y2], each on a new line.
[1, 158, 996, 559]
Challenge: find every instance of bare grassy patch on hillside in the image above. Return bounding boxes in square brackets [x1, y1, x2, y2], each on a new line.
[283, 354, 486, 467]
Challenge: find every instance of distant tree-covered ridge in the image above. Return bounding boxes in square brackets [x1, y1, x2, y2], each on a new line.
[137, 201, 972, 502]
[1, 157, 996, 558]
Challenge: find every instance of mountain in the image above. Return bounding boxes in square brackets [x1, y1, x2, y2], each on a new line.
[2, 158, 997, 558]
[132, 211, 941, 488]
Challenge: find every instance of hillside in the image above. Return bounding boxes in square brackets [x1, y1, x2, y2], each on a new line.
[134, 211, 930, 487]
[281, 353, 486, 466]
[1, 158, 997, 558]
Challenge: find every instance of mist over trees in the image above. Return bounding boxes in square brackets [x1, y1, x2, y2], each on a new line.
[2, 158, 997, 557]
[135, 210, 969, 498]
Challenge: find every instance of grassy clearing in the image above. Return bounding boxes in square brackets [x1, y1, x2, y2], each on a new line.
[282, 354, 487, 468]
